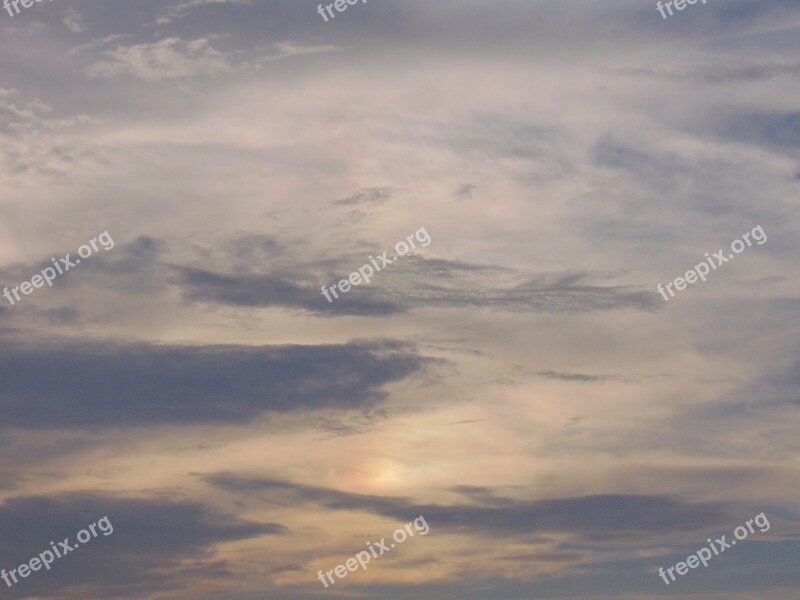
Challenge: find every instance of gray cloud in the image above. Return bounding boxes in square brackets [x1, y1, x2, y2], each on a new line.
[452, 183, 475, 200]
[205, 474, 734, 541]
[176, 265, 403, 316]
[156, 0, 254, 26]
[0, 492, 279, 598]
[335, 187, 396, 206]
[178, 246, 657, 316]
[0, 340, 427, 428]
[2, 0, 799, 598]
[715, 111, 800, 153]
[615, 62, 800, 84]
[538, 371, 612, 383]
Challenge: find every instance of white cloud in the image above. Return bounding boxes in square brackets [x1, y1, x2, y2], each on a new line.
[86, 37, 243, 81]
[261, 42, 338, 63]
[63, 8, 87, 33]
[68, 34, 131, 57]
[85, 38, 337, 81]
[0, 89, 99, 189]
[157, 0, 253, 25]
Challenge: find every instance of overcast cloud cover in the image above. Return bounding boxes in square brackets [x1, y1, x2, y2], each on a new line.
[1, 0, 799, 598]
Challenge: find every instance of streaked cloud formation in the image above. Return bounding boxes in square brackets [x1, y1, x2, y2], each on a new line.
[0, 0, 799, 599]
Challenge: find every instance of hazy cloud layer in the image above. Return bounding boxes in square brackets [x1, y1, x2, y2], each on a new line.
[0, 0, 798, 598]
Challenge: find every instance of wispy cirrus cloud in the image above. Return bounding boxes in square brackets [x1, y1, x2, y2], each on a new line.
[68, 34, 132, 57]
[85, 37, 245, 81]
[260, 41, 338, 62]
[62, 8, 87, 33]
[157, 0, 253, 25]
[85, 38, 336, 81]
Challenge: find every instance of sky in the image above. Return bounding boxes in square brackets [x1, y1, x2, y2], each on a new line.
[1, 0, 799, 598]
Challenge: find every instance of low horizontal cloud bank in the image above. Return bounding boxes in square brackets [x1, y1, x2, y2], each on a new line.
[0, 340, 428, 428]
[0, 492, 280, 598]
[200, 476, 800, 598]
[204, 474, 734, 541]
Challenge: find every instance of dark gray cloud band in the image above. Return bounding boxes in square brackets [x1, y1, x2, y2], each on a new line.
[0, 340, 427, 428]
[204, 474, 734, 541]
[0, 492, 279, 598]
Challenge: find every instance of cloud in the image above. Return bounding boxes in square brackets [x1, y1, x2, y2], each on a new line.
[176, 240, 656, 316]
[538, 371, 613, 383]
[614, 62, 800, 84]
[2, 1, 799, 598]
[715, 111, 800, 152]
[204, 474, 735, 542]
[62, 9, 86, 33]
[68, 34, 131, 57]
[84, 37, 336, 81]
[444, 116, 571, 176]
[392, 263, 657, 314]
[178, 261, 656, 316]
[0, 340, 428, 428]
[86, 37, 245, 81]
[261, 42, 337, 62]
[3, 233, 652, 322]
[0, 88, 98, 182]
[0, 492, 279, 598]
[335, 187, 396, 206]
[452, 183, 475, 200]
[157, 0, 253, 25]
[177, 265, 403, 316]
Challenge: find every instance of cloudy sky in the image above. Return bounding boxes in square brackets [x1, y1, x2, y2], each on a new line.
[1, 0, 799, 598]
